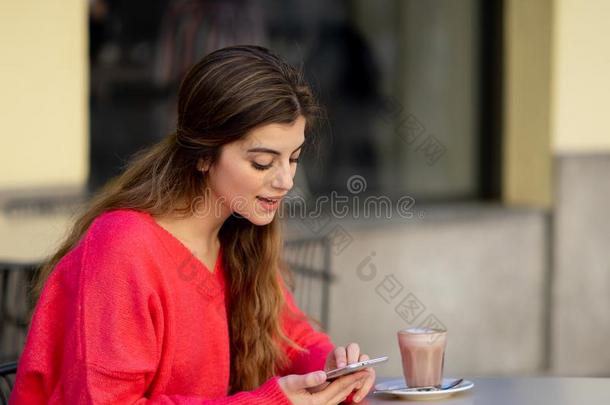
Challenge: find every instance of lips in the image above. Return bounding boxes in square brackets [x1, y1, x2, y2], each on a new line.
[256, 195, 284, 203]
[257, 196, 276, 203]
[256, 196, 282, 211]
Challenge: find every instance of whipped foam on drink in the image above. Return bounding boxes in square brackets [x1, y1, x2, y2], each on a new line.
[401, 327, 445, 334]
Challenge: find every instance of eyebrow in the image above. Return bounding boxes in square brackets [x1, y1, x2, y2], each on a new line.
[247, 141, 305, 155]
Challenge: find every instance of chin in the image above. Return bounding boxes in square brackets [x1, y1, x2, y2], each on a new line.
[231, 209, 276, 226]
[247, 214, 276, 226]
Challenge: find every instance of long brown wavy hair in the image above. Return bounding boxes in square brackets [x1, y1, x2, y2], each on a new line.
[31, 45, 322, 393]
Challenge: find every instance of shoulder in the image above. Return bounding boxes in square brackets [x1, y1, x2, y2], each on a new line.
[47, 210, 165, 302]
[86, 209, 159, 249]
[80, 209, 167, 273]
[89, 208, 154, 235]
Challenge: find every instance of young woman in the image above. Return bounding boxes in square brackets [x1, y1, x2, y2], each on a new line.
[10, 45, 375, 404]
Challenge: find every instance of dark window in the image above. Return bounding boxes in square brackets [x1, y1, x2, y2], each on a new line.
[89, 0, 502, 202]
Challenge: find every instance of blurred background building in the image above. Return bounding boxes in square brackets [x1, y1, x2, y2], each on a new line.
[1, 0, 609, 379]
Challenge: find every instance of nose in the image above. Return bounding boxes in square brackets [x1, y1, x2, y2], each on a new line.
[270, 163, 294, 191]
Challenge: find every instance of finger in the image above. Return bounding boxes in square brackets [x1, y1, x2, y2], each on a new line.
[306, 381, 330, 394]
[330, 371, 366, 404]
[334, 346, 347, 368]
[316, 371, 368, 404]
[346, 342, 360, 364]
[348, 354, 372, 402]
[353, 367, 376, 402]
[285, 371, 327, 391]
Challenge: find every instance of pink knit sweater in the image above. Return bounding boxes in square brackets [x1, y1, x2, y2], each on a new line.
[10, 209, 335, 404]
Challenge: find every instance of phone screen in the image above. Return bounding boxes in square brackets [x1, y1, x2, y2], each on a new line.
[325, 356, 389, 381]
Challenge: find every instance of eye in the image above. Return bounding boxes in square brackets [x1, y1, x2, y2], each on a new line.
[290, 158, 299, 164]
[251, 162, 272, 171]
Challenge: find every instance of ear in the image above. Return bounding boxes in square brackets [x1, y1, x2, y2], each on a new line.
[197, 157, 211, 172]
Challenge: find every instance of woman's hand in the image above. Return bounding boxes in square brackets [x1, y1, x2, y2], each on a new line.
[309, 342, 376, 403]
[278, 369, 369, 405]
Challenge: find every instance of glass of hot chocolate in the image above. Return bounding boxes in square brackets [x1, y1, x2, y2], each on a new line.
[397, 327, 447, 388]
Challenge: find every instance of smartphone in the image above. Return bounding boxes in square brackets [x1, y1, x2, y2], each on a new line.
[325, 356, 389, 381]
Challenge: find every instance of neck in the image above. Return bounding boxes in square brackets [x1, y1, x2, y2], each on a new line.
[155, 193, 232, 255]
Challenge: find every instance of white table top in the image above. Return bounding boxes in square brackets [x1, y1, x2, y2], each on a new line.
[362, 376, 610, 404]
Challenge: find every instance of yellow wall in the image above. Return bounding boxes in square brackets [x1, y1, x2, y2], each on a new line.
[0, 0, 88, 189]
[551, 0, 610, 153]
[503, 0, 610, 207]
[503, 0, 553, 208]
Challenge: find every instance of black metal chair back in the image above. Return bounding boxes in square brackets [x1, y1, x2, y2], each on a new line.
[0, 262, 37, 363]
[283, 236, 334, 331]
[0, 361, 17, 405]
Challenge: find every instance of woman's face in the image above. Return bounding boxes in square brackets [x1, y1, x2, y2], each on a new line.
[204, 115, 306, 226]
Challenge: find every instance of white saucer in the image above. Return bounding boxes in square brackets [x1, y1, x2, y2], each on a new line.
[374, 378, 474, 400]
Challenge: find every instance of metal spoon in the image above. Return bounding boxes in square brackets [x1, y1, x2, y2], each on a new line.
[374, 378, 464, 394]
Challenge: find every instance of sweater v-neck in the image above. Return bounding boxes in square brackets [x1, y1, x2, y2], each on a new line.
[138, 210, 225, 293]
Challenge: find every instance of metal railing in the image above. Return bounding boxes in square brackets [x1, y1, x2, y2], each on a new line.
[0, 262, 37, 364]
[283, 236, 334, 331]
[0, 361, 17, 405]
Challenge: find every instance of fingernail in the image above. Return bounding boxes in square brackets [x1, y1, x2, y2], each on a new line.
[315, 371, 326, 381]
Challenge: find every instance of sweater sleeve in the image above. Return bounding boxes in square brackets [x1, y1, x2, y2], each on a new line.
[10, 215, 291, 405]
[49, 365, 291, 405]
[278, 280, 335, 376]
[12, 363, 291, 404]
